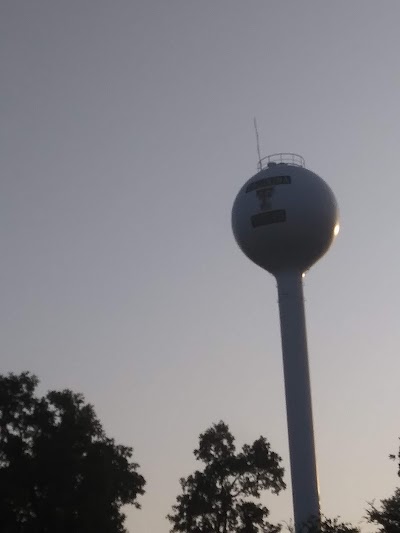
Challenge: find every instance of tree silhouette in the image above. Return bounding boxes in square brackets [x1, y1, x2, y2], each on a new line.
[298, 517, 359, 533]
[168, 421, 285, 533]
[0, 372, 145, 533]
[367, 489, 400, 533]
[366, 443, 400, 533]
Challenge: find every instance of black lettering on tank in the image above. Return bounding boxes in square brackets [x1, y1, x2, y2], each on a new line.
[246, 175, 291, 193]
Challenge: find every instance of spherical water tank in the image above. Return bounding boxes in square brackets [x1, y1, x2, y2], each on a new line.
[232, 155, 339, 275]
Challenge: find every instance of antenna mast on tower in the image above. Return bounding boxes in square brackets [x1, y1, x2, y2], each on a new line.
[253, 117, 262, 170]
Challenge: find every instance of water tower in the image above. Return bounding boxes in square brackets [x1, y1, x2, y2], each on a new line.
[232, 153, 339, 531]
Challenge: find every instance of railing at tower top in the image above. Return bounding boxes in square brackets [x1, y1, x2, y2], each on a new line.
[258, 153, 305, 171]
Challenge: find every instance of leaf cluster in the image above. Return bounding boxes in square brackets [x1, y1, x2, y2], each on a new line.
[298, 517, 360, 533]
[167, 421, 285, 533]
[0, 372, 145, 533]
[364, 441, 400, 533]
[367, 488, 400, 533]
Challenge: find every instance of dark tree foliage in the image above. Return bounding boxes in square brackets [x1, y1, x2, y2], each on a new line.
[167, 421, 285, 533]
[298, 517, 360, 533]
[366, 439, 400, 532]
[0, 372, 145, 533]
[367, 489, 400, 533]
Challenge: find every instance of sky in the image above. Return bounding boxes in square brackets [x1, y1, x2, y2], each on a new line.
[1, 1, 400, 531]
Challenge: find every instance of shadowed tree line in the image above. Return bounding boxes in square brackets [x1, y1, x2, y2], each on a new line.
[0, 372, 145, 533]
[0, 372, 399, 532]
[167, 422, 400, 533]
[167, 421, 285, 533]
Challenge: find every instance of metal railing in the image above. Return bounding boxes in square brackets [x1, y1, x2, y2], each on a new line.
[258, 153, 305, 171]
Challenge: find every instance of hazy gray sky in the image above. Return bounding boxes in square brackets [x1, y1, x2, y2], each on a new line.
[2, 1, 400, 531]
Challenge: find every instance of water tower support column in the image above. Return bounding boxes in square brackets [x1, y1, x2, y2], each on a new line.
[276, 270, 320, 531]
